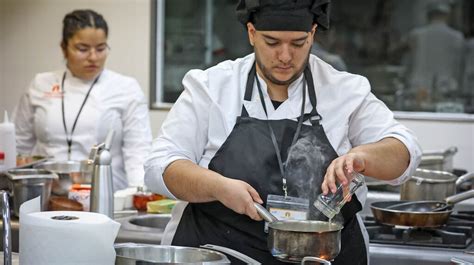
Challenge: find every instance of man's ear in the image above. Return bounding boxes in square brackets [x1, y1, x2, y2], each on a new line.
[247, 22, 256, 46]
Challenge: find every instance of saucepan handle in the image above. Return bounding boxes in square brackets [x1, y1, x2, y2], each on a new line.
[455, 172, 474, 187]
[301, 256, 332, 265]
[445, 189, 474, 205]
[253, 202, 278, 223]
[200, 244, 261, 264]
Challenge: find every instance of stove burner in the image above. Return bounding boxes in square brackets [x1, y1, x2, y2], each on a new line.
[364, 216, 473, 249]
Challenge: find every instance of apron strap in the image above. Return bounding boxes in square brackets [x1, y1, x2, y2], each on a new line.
[303, 66, 323, 126]
[241, 64, 257, 117]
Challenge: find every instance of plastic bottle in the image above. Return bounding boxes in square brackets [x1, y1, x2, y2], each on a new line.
[314, 171, 365, 219]
[0, 152, 5, 172]
[0, 111, 17, 170]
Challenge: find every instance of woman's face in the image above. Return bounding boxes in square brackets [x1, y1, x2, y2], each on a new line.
[62, 27, 108, 81]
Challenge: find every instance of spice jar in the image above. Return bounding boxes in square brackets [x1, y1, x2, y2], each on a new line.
[133, 186, 164, 211]
[314, 170, 365, 219]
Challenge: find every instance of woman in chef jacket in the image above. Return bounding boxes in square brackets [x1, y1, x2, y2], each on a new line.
[13, 9, 152, 191]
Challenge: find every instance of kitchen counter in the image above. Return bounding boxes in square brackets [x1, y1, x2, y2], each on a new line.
[114, 212, 168, 245]
[0, 251, 19, 265]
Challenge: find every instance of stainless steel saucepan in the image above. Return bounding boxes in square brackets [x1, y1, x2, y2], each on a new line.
[254, 203, 341, 264]
[400, 168, 474, 201]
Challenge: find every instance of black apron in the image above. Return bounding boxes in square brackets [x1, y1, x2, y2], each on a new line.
[172, 63, 367, 264]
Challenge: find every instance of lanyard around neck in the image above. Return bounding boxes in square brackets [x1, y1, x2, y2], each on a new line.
[61, 71, 100, 160]
[255, 74, 307, 197]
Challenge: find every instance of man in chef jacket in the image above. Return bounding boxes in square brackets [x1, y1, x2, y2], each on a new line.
[145, 0, 422, 264]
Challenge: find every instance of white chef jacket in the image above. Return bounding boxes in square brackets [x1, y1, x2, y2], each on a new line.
[13, 68, 152, 190]
[144, 54, 422, 250]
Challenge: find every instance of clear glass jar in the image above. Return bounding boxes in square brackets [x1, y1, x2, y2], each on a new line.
[314, 171, 365, 219]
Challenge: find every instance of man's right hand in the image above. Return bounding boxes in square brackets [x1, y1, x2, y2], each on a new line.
[214, 177, 263, 221]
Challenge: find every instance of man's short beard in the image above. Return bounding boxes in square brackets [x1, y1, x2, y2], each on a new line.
[255, 51, 310, 86]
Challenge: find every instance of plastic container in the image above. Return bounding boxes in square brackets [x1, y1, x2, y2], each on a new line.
[68, 184, 91, 211]
[0, 152, 5, 172]
[314, 171, 365, 219]
[147, 199, 177, 214]
[133, 186, 164, 211]
[0, 111, 17, 170]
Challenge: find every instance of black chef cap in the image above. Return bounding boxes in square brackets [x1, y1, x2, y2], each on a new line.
[236, 0, 331, 32]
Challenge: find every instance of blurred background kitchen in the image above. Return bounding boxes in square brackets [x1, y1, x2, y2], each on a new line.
[0, 0, 473, 170]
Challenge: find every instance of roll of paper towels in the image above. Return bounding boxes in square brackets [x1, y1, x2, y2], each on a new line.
[19, 197, 120, 265]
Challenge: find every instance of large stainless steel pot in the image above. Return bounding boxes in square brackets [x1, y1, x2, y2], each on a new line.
[419, 146, 457, 172]
[34, 160, 92, 196]
[254, 203, 341, 263]
[400, 168, 474, 201]
[4, 169, 58, 216]
[114, 243, 260, 264]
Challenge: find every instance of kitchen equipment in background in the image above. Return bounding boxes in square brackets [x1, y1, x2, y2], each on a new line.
[362, 189, 474, 264]
[254, 203, 341, 263]
[90, 130, 115, 218]
[15, 155, 49, 169]
[363, 211, 474, 265]
[0, 111, 17, 171]
[115, 187, 137, 210]
[68, 184, 91, 211]
[370, 189, 474, 227]
[4, 169, 57, 216]
[48, 197, 83, 211]
[114, 243, 261, 264]
[419, 146, 458, 172]
[34, 160, 92, 196]
[401, 168, 474, 201]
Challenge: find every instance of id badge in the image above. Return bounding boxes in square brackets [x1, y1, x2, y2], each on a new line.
[264, 194, 309, 232]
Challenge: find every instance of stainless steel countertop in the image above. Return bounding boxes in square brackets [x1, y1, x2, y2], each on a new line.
[115, 213, 166, 245]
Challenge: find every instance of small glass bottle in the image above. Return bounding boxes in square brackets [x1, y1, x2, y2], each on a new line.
[314, 171, 365, 219]
[133, 186, 164, 211]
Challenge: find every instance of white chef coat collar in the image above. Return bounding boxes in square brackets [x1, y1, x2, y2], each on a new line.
[254, 72, 305, 100]
[65, 68, 102, 86]
[251, 71, 306, 120]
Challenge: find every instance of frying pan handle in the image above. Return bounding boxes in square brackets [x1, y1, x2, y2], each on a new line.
[302, 257, 332, 265]
[445, 189, 474, 205]
[455, 172, 474, 187]
[254, 202, 278, 223]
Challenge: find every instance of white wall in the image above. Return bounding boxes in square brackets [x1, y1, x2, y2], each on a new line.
[1, 0, 473, 172]
[400, 119, 474, 172]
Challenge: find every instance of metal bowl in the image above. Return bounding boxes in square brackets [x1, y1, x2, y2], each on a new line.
[34, 161, 92, 196]
[114, 243, 231, 264]
[5, 169, 58, 216]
